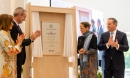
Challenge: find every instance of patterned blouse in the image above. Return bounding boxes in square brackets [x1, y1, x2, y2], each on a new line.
[0, 30, 21, 78]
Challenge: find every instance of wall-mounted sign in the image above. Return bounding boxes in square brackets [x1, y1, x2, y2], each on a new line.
[42, 22, 60, 54]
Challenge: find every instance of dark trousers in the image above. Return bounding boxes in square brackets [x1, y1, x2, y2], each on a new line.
[78, 58, 80, 66]
[99, 60, 101, 67]
[104, 60, 124, 78]
[17, 65, 22, 78]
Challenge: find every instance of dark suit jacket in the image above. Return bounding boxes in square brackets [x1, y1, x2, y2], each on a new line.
[10, 21, 32, 66]
[77, 34, 97, 53]
[98, 30, 129, 70]
[77, 34, 97, 65]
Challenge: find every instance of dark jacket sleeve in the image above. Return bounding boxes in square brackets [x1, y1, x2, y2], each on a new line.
[77, 36, 85, 53]
[10, 25, 18, 43]
[87, 34, 97, 54]
[118, 33, 129, 52]
[22, 38, 31, 46]
[90, 34, 97, 50]
[98, 33, 108, 51]
[10, 24, 32, 46]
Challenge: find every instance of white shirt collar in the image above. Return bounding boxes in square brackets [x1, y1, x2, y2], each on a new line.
[13, 19, 19, 26]
[110, 29, 117, 34]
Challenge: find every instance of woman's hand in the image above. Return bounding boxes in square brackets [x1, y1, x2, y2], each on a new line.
[16, 33, 25, 46]
[78, 48, 91, 54]
[78, 48, 86, 54]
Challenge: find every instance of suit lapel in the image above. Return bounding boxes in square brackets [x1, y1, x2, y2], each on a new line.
[13, 21, 22, 34]
[115, 30, 119, 41]
[106, 31, 110, 42]
[18, 27, 22, 34]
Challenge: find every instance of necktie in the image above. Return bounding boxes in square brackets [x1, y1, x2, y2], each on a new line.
[110, 32, 114, 49]
[110, 32, 114, 36]
[110, 32, 114, 59]
[17, 25, 20, 30]
[17, 25, 22, 34]
[110, 32, 114, 40]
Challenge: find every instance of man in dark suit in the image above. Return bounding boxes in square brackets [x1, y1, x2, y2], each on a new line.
[10, 7, 41, 78]
[98, 18, 129, 78]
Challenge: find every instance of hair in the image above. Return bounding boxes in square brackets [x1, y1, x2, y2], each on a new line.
[91, 19, 95, 25]
[13, 7, 26, 17]
[97, 19, 101, 24]
[81, 22, 91, 29]
[0, 14, 13, 31]
[108, 18, 118, 26]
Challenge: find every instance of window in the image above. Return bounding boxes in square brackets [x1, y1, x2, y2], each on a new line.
[124, 32, 130, 78]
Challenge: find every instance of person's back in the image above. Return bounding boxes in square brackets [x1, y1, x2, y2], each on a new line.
[0, 14, 24, 78]
[0, 30, 17, 78]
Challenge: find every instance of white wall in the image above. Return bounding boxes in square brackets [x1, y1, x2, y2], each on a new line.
[10, 0, 25, 32]
[0, 0, 10, 14]
[64, 0, 130, 32]
[51, 0, 74, 8]
[10, 0, 130, 35]
[27, 0, 49, 6]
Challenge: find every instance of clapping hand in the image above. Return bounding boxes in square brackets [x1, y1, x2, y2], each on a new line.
[111, 39, 118, 48]
[107, 36, 114, 47]
[30, 30, 41, 41]
[107, 36, 118, 48]
[16, 33, 25, 46]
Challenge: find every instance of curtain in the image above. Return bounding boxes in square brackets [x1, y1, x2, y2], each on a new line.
[32, 12, 43, 57]
[63, 14, 73, 57]
[76, 10, 80, 59]
[76, 10, 81, 39]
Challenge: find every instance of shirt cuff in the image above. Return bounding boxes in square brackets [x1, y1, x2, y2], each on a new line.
[30, 38, 34, 42]
[14, 45, 21, 52]
[116, 44, 119, 50]
[106, 43, 109, 49]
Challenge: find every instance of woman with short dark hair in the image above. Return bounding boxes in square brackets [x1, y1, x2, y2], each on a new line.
[77, 22, 98, 78]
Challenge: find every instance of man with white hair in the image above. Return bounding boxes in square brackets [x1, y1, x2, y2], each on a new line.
[10, 7, 41, 78]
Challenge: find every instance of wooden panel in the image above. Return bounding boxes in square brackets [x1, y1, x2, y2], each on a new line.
[72, 9, 78, 78]
[25, 3, 78, 78]
[30, 6, 74, 14]
[32, 12, 69, 78]
[33, 56, 69, 78]
[75, 6, 92, 13]
[40, 12, 65, 55]
[23, 3, 31, 78]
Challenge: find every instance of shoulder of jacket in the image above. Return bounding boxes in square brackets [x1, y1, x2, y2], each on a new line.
[102, 31, 109, 35]
[117, 30, 126, 35]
